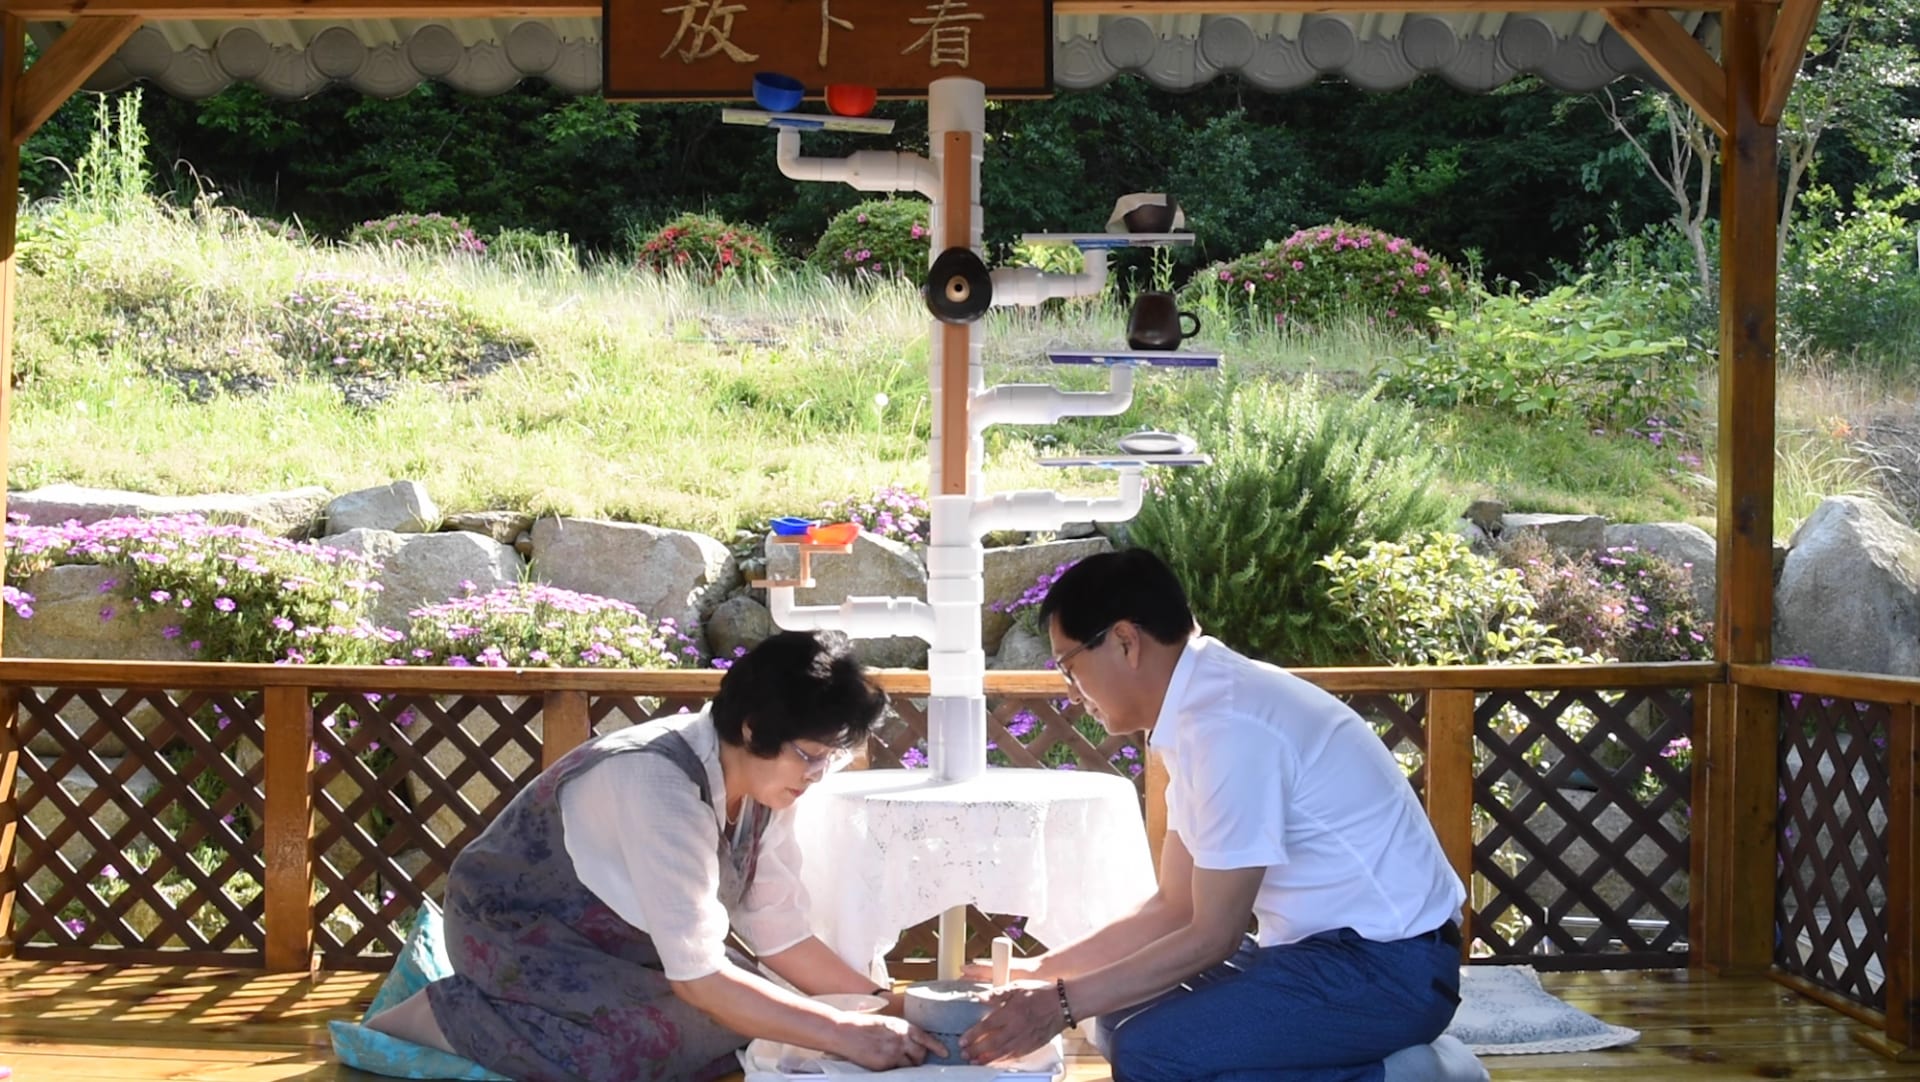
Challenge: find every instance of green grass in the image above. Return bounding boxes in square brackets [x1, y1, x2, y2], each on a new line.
[4, 196, 1878, 540]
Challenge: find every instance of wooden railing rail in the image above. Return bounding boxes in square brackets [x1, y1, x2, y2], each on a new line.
[0, 660, 1718, 974]
[1729, 663, 1920, 1060]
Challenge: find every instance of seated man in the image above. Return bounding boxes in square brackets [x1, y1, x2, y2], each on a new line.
[962, 549, 1486, 1082]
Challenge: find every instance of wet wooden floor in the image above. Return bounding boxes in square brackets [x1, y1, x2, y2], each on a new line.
[5, 961, 1919, 1080]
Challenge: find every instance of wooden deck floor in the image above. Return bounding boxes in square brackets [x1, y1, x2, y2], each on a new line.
[5, 961, 1920, 1080]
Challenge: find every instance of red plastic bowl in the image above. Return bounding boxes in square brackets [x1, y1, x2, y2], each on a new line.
[825, 83, 877, 118]
[807, 522, 860, 546]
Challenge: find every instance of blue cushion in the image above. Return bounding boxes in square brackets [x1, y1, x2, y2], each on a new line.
[330, 900, 510, 1080]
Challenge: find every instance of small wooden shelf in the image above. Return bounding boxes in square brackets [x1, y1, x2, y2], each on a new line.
[758, 538, 854, 590]
[1048, 350, 1221, 369]
[1037, 453, 1212, 469]
[1020, 232, 1195, 250]
[720, 108, 895, 134]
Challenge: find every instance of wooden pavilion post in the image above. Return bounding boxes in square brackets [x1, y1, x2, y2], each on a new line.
[0, 14, 22, 962]
[1708, 0, 1781, 975]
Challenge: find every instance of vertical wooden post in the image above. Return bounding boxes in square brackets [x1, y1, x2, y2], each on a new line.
[1145, 749, 1169, 876]
[0, 15, 24, 660]
[0, 687, 18, 960]
[0, 21, 24, 959]
[263, 686, 315, 972]
[541, 690, 590, 771]
[1884, 702, 1920, 1051]
[938, 130, 972, 497]
[1716, 0, 1782, 975]
[1426, 689, 1477, 956]
[1688, 683, 1714, 968]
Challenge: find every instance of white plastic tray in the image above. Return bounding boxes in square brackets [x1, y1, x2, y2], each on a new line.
[1037, 454, 1211, 469]
[721, 108, 895, 134]
[1047, 350, 1220, 368]
[1020, 232, 1194, 249]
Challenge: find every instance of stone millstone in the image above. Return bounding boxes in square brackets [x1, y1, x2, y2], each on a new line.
[903, 980, 991, 1065]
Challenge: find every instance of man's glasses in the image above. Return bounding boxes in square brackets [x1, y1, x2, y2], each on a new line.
[1053, 623, 1116, 692]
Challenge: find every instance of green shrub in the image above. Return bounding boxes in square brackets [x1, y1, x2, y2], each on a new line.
[488, 227, 578, 273]
[1127, 377, 1452, 665]
[1185, 221, 1461, 336]
[1319, 532, 1591, 666]
[347, 212, 487, 255]
[274, 271, 525, 381]
[1782, 186, 1920, 366]
[1500, 533, 1711, 662]
[395, 583, 706, 668]
[636, 212, 782, 280]
[17, 204, 110, 277]
[809, 199, 931, 279]
[1383, 279, 1704, 425]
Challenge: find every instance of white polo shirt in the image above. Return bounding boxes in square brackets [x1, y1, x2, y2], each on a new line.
[1151, 636, 1466, 947]
[557, 710, 815, 981]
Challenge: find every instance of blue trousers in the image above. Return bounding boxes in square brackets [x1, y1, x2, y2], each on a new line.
[1094, 927, 1461, 1082]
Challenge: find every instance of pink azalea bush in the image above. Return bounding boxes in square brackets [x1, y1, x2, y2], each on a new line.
[346, 212, 487, 255]
[808, 200, 931, 279]
[635, 213, 782, 280]
[398, 582, 706, 669]
[1192, 221, 1461, 336]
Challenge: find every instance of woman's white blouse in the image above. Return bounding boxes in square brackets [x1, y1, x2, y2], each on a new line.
[557, 711, 814, 981]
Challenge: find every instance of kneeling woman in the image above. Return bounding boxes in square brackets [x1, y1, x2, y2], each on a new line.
[367, 630, 944, 1081]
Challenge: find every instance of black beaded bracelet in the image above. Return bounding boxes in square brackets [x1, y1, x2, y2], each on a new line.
[1055, 977, 1076, 1028]
[870, 986, 890, 998]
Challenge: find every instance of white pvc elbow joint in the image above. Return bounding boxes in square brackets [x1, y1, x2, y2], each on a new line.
[971, 366, 1135, 430]
[766, 587, 937, 644]
[988, 248, 1109, 306]
[775, 129, 940, 198]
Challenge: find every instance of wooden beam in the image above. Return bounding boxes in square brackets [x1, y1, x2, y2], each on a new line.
[1425, 689, 1475, 957]
[1144, 748, 1168, 875]
[1604, 8, 1732, 138]
[0, 11, 19, 661]
[1759, 0, 1819, 124]
[1885, 702, 1920, 1051]
[11, 15, 136, 147]
[261, 685, 315, 973]
[937, 129, 970, 497]
[0, 0, 1741, 19]
[1686, 682, 1712, 969]
[539, 689, 588, 770]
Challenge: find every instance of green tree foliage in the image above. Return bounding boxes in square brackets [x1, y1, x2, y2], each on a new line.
[1128, 377, 1453, 666]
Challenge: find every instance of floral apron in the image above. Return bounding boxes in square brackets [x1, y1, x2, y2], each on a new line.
[425, 722, 767, 1082]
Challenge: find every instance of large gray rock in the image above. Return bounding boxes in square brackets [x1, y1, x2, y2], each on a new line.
[9, 483, 330, 537]
[1604, 522, 1717, 612]
[4, 565, 194, 755]
[319, 528, 524, 629]
[767, 532, 927, 668]
[444, 510, 536, 545]
[326, 481, 439, 534]
[532, 518, 738, 633]
[1775, 496, 1920, 676]
[706, 596, 774, 661]
[1501, 513, 1607, 553]
[981, 538, 1112, 653]
[989, 624, 1054, 671]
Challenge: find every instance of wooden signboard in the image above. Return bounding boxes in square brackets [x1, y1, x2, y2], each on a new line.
[603, 0, 1054, 100]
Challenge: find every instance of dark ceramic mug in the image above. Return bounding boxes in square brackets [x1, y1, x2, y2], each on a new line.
[1127, 291, 1202, 351]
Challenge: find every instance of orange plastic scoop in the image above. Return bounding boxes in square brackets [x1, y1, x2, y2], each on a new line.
[807, 522, 860, 546]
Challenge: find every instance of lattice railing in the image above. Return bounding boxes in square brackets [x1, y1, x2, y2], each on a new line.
[2, 661, 1719, 976]
[1471, 686, 1695, 968]
[8, 685, 266, 964]
[1775, 691, 1892, 1010]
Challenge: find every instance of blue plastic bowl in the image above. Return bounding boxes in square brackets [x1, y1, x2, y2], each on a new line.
[770, 516, 816, 536]
[752, 72, 805, 113]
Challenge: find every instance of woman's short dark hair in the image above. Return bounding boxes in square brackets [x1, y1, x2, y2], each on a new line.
[711, 630, 886, 758]
[1037, 549, 1195, 647]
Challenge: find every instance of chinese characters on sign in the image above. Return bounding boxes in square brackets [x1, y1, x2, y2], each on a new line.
[604, 0, 1052, 100]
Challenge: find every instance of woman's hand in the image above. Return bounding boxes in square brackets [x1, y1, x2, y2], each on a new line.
[959, 980, 1066, 1065]
[830, 1014, 947, 1071]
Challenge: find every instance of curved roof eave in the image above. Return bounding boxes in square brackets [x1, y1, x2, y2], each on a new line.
[29, 10, 1709, 101]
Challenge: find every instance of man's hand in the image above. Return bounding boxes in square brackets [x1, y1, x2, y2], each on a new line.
[958, 980, 1066, 1065]
[830, 1014, 947, 1071]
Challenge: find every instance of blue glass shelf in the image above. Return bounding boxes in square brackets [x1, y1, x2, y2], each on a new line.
[1047, 350, 1221, 368]
[1020, 233, 1194, 250]
[719, 108, 895, 134]
[1037, 454, 1212, 469]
